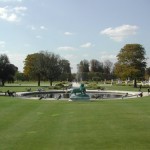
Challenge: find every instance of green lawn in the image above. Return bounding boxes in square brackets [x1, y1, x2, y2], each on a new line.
[1, 80, 149, 92]
[0, 96, 150, 150]
[0, 84, 149, 93]
[99, 84, 149, 92]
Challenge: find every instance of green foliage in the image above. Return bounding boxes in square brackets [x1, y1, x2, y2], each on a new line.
[53, 86, 62, 89]
[24, 51, 72, 86]
[86, 82, 104, 90]
[48, 86, 54, 90]
[54, 83, 64, 89]
[77, 59, 113, 81]
[0, 54, 18, 86]
[15, 71, 29, 81]
[78, 59, 89, 73]
[114, 44, 147, 80]
[90, 59, 103, 72]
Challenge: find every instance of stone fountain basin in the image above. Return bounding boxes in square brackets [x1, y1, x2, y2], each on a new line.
[18, 90, 138, 100]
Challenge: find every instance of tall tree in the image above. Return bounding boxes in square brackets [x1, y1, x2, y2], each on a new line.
[79, 60, 89, 72]
[0, 54, 18, 86]
[24, 51, 72, 86]
[89, 59, 103, 81]
[90, 59, 103, 72]
[103, 60, 113, 80]
[59, 59, 72, 81]
[114, 44, 147, 86]
[43, 52, 63, 86]
[24, 53, 45, 86]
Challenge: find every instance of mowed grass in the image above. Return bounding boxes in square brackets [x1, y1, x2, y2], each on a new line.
[0, 96, 150, 150]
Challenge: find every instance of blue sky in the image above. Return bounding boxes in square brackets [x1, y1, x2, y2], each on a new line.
[0, 0, 150, 73]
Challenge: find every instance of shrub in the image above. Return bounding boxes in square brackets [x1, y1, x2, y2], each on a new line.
[48, 86, 54, 89]
[54, 83, 64, 88]
[54, 86, 62, 89]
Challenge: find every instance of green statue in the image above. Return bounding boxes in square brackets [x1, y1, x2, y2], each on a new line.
[71, 83, 86, 95]
[70, 83, 90, 100]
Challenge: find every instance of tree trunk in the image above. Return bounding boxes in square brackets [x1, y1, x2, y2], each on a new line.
[38, 75, 41, 86]
[2, 82, 5, 86]
[50, 80, 53, 86]
[2, 80, 5, 86]
[134, 78, 137, 88]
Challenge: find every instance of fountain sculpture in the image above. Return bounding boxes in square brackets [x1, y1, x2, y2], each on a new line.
[70, 83, 90, 101]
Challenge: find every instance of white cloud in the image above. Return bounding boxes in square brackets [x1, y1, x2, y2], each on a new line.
[14, 6, 27, 14]
[100, 54, 116, 60]
[98, 52, 117, 63]
[100, 25, 138, 42]
[0, 41, 6, 48]
[64, 32, 73, 35]
[57, 46, 76, 51]
[0, 6, 27, 22]
[28, 25, 47, 31]
[63, 54, 76, 60]
[40, 26, 47, 30]
[80, 42, 93, 48]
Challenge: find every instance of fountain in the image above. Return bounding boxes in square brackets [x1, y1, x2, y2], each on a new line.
[18, 82, 137, 100]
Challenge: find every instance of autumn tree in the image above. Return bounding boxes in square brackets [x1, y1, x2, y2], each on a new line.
[114, 44, 147, 87]
[24, 53, 45, 86]
[24, 51, 72, 86]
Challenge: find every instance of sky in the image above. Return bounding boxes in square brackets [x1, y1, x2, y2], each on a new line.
[0, 0, 150, 73]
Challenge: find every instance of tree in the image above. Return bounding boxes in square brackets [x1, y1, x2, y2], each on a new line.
[114, 44, 147, 87]
[15, 71, 29, 81]
[0, 54, 18, 86]
[24, 53, 45, 86]
[59, 59, 72, 81]
[90, 59, 103, 72]
[145, 67, 150, 80]
[43, 52, 64, 86]
[24, 51, 72, 86]
[103, 60, 113, 80]
[78, 60, 89, 72]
